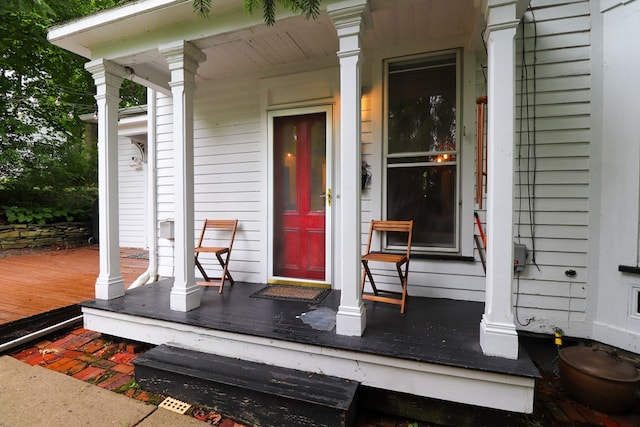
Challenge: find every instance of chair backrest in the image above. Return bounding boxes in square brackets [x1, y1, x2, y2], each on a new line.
[365, 219, 413, 257]
[196, 219, 238, 249]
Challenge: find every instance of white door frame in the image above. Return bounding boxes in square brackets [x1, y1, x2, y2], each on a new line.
[267, 104, 334, 286]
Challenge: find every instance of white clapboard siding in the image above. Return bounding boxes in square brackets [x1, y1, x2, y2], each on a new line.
[531, 88, 590, 105]
[192, 78, 262, 282]
[508, 0, 591, 335]
[360, 89, 374, 261]
[532, 75, 590, 94]
[519, 142, 589, 159]
[155, 77, 266, 282]
[155, 93, 176, 278]
[406, 0, 595, 313]
[118, 136, 147, 249]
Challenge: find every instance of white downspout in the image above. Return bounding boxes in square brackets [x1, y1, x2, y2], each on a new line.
[130, 88, 158, 289]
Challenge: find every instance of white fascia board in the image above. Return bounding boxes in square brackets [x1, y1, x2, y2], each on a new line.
[48, 0, 188, 57]
[48, 0, 251, 59]
[119, 115, 149, 137]
[49, 0, 323, 59]
[79, 105, 148, 124]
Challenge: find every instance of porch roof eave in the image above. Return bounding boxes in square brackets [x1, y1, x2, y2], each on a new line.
[46, 0, 284, 60]
[48, 0, 189, 59]
[48, 0, 491, 83]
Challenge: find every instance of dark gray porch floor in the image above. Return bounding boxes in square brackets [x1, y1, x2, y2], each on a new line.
[82, 279, 539, 379]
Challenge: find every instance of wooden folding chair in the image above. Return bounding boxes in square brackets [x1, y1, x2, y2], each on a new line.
[194, 219, 238, 293]
[361, 220, 413, 314]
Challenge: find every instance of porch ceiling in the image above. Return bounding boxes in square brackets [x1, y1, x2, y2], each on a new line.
[49, 0, 484, 83]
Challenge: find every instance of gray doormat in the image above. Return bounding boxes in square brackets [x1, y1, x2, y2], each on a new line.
[250, 285, 331, 303]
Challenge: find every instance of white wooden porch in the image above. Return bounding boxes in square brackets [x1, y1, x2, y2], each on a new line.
[81, 280, 538, 414]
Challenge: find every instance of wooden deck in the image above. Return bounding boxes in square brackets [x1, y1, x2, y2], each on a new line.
[0, 246, 147, 325]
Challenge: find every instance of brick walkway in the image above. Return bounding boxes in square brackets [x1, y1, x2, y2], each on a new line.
[10, 327, 245, 426]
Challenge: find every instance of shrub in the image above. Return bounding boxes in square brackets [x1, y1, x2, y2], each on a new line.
[2, 205, 90, 225]
[0, 186, 96, 225]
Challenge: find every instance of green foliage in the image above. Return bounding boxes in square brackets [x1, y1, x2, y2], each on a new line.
[0, 184, 96, 224]
[194, 0, 320, 25]
[0, 4, 93, 176]
[1, 0, 318, 225]
[0, 0, 143, 184]
[193, 0, 212, 17]
[0, 0, 138, 225]
[2, 205, 88, 225]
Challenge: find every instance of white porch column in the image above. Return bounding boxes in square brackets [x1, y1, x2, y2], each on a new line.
[85, 59, 125, 300]
[328, 0, 369, 337]
[480, 1, 526, 359]
[159, 41, 206, 312]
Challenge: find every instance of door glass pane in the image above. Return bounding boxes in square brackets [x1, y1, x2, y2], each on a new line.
[310, 121, 326, 212]
[281, 123, 297, 211]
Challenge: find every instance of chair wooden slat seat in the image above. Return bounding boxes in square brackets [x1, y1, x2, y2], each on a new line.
[361, 252, 407, 264]
[195, 219, 238, 293]
[360, 220, 413, 314]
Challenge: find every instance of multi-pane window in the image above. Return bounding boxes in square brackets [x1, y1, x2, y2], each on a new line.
[385, 52, 459, 250]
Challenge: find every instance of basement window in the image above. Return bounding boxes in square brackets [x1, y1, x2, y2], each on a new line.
[630, 286, 640, 320]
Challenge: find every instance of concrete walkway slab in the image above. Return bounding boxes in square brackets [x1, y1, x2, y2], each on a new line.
[0, 356, 205, 426]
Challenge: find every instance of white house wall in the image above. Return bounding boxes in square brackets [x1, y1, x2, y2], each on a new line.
[156, 93, 177, 278]
[472, 0, 592, 336]
[501, 0, 593, 338]
[193, 77, 264, 284]
[117, 113, 149, 250]
[118, 135, 147, 249]
[155, 75, 273, 282]
[145, 0, 640, 353]
[358, 49, 485, 303]
[592, 0, 640, 352]
[352, 0, 640, 350]
[153, 5, 551, 303]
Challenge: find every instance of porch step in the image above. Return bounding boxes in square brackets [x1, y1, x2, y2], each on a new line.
[133, 344, 359, 427]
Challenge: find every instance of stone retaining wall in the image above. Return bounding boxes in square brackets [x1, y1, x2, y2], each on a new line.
[0, 222, 92, 249]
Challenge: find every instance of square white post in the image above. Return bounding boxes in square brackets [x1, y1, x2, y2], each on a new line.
[329, 0, 369, 336]
[85, 59, 125, 300]
[480, 0, 527, 359]
[160, 41, 206, 312]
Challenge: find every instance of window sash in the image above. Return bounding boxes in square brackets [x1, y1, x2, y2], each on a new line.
[384, 51, 461, 252]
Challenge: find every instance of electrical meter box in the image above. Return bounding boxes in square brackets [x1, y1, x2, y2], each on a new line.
[514, 243, 527, 272]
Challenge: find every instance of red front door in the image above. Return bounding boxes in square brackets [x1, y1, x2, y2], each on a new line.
[274, 113, 326, 280]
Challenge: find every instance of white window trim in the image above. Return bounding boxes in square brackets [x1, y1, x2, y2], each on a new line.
[382, 49, 463, 254]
